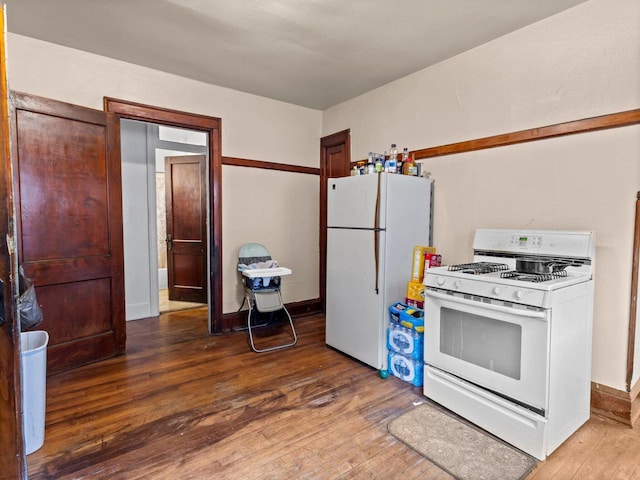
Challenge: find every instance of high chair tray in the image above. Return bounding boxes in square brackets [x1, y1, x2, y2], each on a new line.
[242, 267, 292, 278]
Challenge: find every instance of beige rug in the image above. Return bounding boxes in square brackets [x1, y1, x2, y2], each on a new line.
[388, 403, 537, 480]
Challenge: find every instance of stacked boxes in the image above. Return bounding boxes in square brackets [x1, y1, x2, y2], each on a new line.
[424, 252, 442, 270]
[405, 282, 425, 309]
[385, 245, 440, 386]
[406, 246, 441, 309]
[387, 303, 424, 387]
[410, 246, 436, 283]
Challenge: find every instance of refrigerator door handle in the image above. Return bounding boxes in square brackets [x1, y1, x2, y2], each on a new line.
[373, 174, 381, 294]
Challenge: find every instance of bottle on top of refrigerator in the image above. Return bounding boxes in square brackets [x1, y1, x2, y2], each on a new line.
[399, 147, 409, 174]
[408, 157, 417, 176]
[375, 154, 384, 173]
[367, 152, 375, 174]
[387, 144, 398, 173]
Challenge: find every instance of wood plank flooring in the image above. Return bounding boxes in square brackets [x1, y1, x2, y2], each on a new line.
[27, 310, 640, 479]
[159, 288, 207, 313]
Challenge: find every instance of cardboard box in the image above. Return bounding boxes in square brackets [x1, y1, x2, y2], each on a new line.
[388, 302, 409, 323]
[411, 246, 437, 282]
[405, 297, 424, 309]
[424, 253, 442, 270]
[399, 307, 424, 332]
[406, 281, 425, 303]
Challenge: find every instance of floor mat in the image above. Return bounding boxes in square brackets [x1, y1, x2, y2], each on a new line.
[388, 403, 537, 480]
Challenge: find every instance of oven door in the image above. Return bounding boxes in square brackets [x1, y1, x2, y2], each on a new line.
[424, 288, 549, 412]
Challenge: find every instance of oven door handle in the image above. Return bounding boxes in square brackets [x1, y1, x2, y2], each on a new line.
[426, 290, 547, 319]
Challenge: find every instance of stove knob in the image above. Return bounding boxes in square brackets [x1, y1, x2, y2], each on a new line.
[492, 287, 501, 295]
[437, 277, 445, 286]
[515, 290, 523, 300]
[454, 280, 462, 289]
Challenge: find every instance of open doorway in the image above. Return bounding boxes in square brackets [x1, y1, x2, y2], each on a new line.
[105, 97, 222, 334]
[120, 119, 208, 317]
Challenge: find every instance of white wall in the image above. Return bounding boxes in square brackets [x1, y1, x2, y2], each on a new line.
[322, 0, 640, 391]
[7, 32, 323, 314]
[222, 166, 319, 310]
[120, 119, 156, 320]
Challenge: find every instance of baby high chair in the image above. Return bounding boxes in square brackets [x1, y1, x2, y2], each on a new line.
[237, 243, 297, 352]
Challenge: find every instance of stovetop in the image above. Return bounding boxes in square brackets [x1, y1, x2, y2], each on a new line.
[423, 229, 595, 308]
[445, 261, 574, 284]
[424, 265, 592, 308]
[500, 269, 569, 283]
[447, 262, 510, 275]
[427, 264, 590, 289]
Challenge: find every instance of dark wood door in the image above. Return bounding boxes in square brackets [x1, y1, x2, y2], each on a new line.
[11, 92, 125, 375]
[165, 155, 207, 303]
[319, 130, 351, 312]
[0, 8, 27, 477]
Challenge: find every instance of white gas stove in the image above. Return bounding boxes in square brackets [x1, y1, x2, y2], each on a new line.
[423, 229, 595, 460]
[424, 229, 594, 308]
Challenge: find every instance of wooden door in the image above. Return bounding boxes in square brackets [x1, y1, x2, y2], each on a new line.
[319, 130, 351, 312]
[165, 155, 207, 303]
[0, 7, 27, 478]
[11, 92, 125, 375]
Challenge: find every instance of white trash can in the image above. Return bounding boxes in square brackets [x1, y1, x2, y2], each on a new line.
[21, 330, 48, 455]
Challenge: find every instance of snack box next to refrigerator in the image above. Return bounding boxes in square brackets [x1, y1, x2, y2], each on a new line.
[411, 246, 437, 283]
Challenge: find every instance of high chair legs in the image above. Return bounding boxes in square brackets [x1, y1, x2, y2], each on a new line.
[246, 289, 297, 353]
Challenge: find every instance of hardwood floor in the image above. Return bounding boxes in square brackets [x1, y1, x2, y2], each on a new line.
[27, 310, 640, 479]
[158, 288, 206, 313]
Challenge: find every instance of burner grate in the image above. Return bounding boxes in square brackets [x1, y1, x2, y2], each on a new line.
[448, 262, 509, 275]
[500, 270, 568, 283]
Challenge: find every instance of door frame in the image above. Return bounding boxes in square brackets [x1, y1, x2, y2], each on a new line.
[0, 5, 26, 476]
[319, 129, 351, 312]
[105, 98, 223, 334]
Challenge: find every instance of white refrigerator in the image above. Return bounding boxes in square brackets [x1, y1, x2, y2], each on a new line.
[325, 173, 433, 371]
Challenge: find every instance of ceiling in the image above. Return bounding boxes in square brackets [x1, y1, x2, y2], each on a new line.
[5, 0, 589, 110]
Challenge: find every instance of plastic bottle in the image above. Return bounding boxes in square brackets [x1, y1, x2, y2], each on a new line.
[375, 154, 384, 173]
[399, 147, 409, 175]
[366, 152, 375, 174]
[389, 143, 398, 160]
[388, 144, 398, 173]
[406, 151, 417, 176]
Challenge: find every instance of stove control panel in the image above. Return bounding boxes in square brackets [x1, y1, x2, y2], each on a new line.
[425, 274, 550, 308]
[475, 229, 595, 259]
[510, 234, 542, 248]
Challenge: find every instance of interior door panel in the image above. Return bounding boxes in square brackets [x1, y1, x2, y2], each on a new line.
[165, 155, 207, 303]
[11, 92, 125, 375]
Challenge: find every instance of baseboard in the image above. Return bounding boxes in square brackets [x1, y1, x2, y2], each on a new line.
[220, 298, 322, 332]
[126, 302, 153, 321]
[591, 380, 640, 426]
